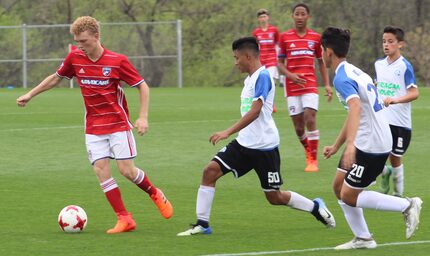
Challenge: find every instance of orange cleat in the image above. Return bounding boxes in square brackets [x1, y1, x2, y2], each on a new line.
[305, 160, 319, 172]
[150, 188, 173, 219]
[106, 213, 136, 234]
[273, 104, 277, 113]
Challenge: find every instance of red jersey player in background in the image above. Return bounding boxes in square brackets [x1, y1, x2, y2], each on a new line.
[252, 9, 280, 84]
[252, 8, 280, 112]
[16, 16, 173, 234]
[278, 3, 332, 172]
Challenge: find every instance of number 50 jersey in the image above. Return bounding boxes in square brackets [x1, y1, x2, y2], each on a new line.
[333, 61, 392, 154]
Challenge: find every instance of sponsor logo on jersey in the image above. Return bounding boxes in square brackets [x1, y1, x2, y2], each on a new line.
[377, 81, 400, 97]
[79, 68, 85, 74]
[290, 43, 296, 48]
[80, 79, 110, 86]
[102, 67, 111, 76]
[260, 39, 274, 44]
[290, 50, 314, 56]
[394, 69, 401, 76]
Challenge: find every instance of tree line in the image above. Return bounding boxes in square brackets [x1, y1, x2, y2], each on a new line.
[0, 0, 428, 87]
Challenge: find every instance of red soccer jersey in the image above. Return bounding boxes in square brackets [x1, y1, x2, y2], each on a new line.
[252, 25, 279, 68]
[278, 28, 322, 96]
[56, 48, 144, 135]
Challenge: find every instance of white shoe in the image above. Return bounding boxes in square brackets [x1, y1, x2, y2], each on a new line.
[177, 225, 212, 236]
[312, 198, 336, 228]
[334, 237, 377, 250]
[403, 197, 423, 239]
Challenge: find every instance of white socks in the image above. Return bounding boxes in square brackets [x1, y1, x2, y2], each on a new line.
[286, 191, 314, 212]
[356, 190, 410, 212]
[392, 164, 404, 196]
[338, 200, 372, 239]
[196, 185, 215, 222]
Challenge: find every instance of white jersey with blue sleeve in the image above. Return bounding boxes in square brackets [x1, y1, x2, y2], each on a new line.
[375, 56, 417, 128]
[236, 66, 280, 150]
[334, 61, 392, 154]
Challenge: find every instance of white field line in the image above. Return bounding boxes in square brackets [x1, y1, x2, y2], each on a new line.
[200, 240, 430, 256]
[0, 119, 239, 132]
[0, 113, 354, 133]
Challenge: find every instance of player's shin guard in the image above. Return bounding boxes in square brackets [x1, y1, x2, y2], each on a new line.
[196, 185, 215, 223]
[307, 130, 320, 162]
[133, 168, 157, 196]
[101, 178, 128, 216]
[286, 191, 314, 212]
[392, 164, 404, 196]
[338, 200, 372, 239]
[299, 134, 309, 152]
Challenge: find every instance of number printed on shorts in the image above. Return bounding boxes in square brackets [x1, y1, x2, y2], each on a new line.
[268, 172, 280, 183]
[397, 137, 403, 148]
[350, 164, 365, 178]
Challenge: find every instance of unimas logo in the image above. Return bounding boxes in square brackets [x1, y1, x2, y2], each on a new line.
[80, 79, 110, 86]
[291, 50, 313, 56]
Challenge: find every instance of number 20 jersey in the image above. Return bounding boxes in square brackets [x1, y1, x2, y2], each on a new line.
[333, 61, 392, 154]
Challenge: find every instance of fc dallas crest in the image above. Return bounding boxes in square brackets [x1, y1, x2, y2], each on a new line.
[102, 67, 111, 76]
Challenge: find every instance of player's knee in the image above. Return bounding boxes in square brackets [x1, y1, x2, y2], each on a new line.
[264, 191, 283, 205]
[118, 166, 136, 181]
[202, 162, 222, 185]
[333, 184, 342, 200]
[340, 191, 357, 207]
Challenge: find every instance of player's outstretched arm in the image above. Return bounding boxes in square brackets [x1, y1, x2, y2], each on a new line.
[16, 74, 62, 107]
[209, 99, 263, 145]
[134, 81, 150, 136]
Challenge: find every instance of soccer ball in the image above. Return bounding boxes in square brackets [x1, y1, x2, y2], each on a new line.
[58, 205, 88, 233]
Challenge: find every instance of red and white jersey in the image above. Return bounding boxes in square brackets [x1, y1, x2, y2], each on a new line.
[56, 48, 144, 135]
[278, 29, 322, 96]
[252, 25, 279, 68]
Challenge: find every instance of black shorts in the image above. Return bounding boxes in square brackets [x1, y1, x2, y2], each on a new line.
[213, 140, 282, 191]
[338, 148, 389, 189]
[390, 125, 411, 157]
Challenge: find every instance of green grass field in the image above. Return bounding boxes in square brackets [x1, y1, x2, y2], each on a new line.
[0, 87, 429, 256]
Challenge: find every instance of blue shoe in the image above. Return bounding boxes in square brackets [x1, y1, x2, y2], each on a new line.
[312, 198, 336, 228]
[177, 224, 212, 236]
[379, 166, 392, 194]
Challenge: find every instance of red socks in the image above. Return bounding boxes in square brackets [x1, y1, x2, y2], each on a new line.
[133, 168, 157, 196]
[101, 178, 128, 216]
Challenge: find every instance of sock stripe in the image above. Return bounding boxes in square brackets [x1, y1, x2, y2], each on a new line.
[100, 178, 118, 193]
[307, 130, 320, 140]
[299, 134, 308, 141]
[133, 168, 145, 184]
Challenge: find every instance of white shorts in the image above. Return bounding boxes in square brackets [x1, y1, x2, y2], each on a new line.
[85, 130, 137, 164]
[286, 93, 319, 116]
[266, 66, 279, 80]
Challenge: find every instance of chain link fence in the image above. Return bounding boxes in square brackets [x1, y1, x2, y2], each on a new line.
[0, 21, 182, 88]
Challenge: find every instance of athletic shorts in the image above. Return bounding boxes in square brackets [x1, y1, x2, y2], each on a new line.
[85, 130, 137, 165]
[212, 140, 283, 191]
[286, 93, 319, 116]
[337, 147, 389, 189]
[389, 124, 411, 157]
[266, 66, 279, 80]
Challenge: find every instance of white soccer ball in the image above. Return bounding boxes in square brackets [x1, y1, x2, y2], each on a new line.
[58, 205, 88, 233]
